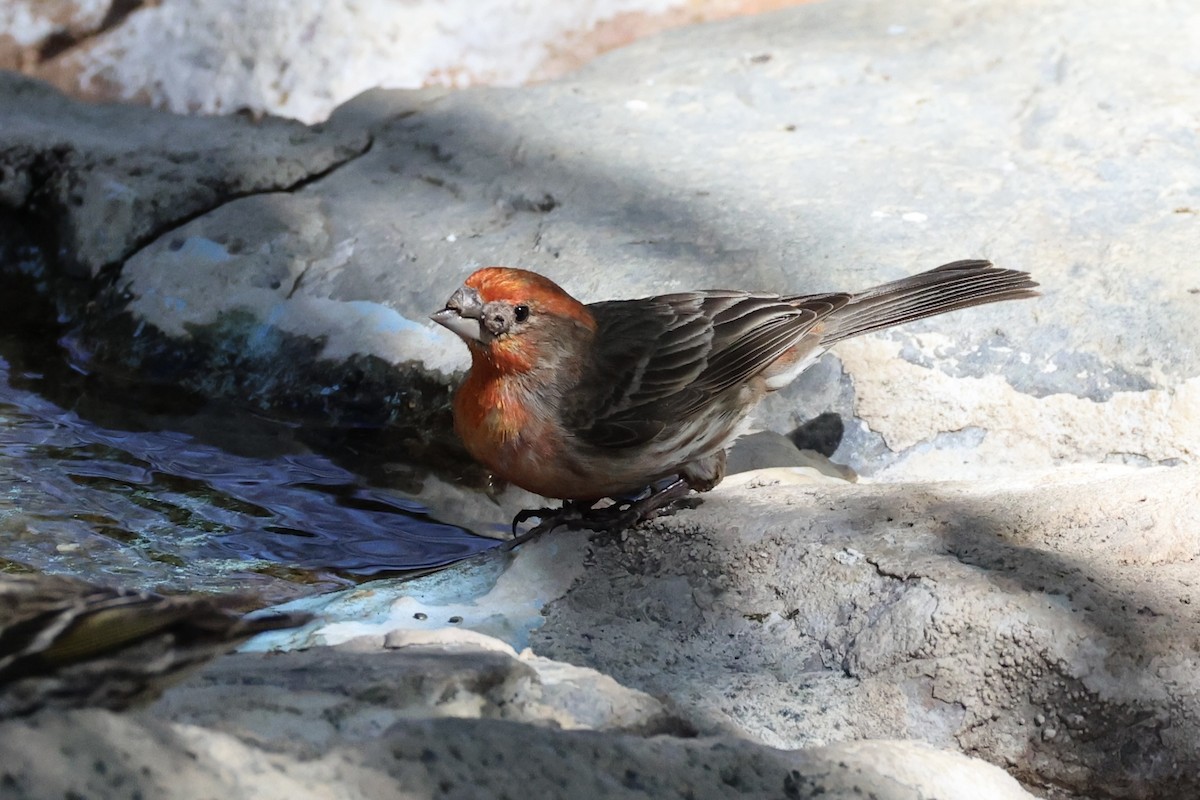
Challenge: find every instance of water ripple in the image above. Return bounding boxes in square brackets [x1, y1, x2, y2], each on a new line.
[0, 352, 499, 602]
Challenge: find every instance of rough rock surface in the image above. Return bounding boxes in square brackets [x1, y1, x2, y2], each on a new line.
[527, 463, 1200, 797]
[0, 715, 1040, 799]
[0, 633, 1038, 800]
[157, 629, 690, 742]
[0, 71, 369, 277]
[3, 0, 1197, 477]
[0, 0, 1197, 798]
[253, 463, 1200, 798]
[0, 0, 801, 123]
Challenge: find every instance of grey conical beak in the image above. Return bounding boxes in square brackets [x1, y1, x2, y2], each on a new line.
[431, 285, 485, 342]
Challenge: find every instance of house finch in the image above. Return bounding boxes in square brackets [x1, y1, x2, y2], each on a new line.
[0, 572, 310, 718]
[432, 260, 1038, 541]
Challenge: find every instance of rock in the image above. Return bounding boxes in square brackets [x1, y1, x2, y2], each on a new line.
[240, 461, 1200, 795]
[1, 0, 760, 124]
[0, 695, 1037, 800]
[0, 623, 1037, 798]
[242, 530, 592, 653]
[1, 0, 1198, 797]
[725, 429, 858, 482]
[527, 463, 1200, 797]
[0, 1, 118, 72]
[1, 0, 1195, 477]
[0, 71, 369, 277]
[156, 629, 688, 743]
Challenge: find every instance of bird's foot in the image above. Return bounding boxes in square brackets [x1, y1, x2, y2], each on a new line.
[504, 478, 696, 550]
[504, 500, 591, 550]
[587, 478, 695, 532]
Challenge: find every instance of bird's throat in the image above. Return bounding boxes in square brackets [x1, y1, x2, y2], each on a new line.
[469, 338, 536, 376]
[455, 365, 532, 447]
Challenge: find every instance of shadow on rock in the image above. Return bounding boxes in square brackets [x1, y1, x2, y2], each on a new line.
[527, 465, 1200, 799]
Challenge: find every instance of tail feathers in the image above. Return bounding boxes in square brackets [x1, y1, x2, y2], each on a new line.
[814, 260, 1039, 345]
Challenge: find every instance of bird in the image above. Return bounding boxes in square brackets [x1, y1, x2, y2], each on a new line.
[431, 260, 1038, 543]
[0, 572, 311, 718]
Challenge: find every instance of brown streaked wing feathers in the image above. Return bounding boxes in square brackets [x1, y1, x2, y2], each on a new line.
[562, 260, 1038, 450]
[565, 292, 823, 448]
[0, 574, 310, 685]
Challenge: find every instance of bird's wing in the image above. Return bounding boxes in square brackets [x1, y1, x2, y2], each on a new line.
[564, 291, 844, 448]
[0, 573, 308, 690]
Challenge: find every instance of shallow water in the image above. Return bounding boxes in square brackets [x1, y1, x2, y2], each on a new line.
[0, 236, 498, 604]
[0, 357, 500, 602]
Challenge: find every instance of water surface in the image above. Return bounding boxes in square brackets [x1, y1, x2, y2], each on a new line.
[0, 234, 499, 604]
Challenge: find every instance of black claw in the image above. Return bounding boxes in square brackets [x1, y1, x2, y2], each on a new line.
[505, 503, 586, 549]
[511, 507, 555, 537]
[502, 519, 555, 551]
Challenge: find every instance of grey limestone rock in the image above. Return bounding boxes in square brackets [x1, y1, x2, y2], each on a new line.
[2, 0, 1196, 475]
[1, 1, 1197, 797]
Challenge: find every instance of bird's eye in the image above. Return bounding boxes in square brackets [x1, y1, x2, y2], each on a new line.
[513, 304, 530, 323]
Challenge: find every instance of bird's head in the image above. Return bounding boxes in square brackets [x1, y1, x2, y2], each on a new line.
[432, 267, 596, 373]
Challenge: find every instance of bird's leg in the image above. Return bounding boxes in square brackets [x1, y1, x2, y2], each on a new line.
[583, 478, 694, 532]
[504, 479, 697, 549]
